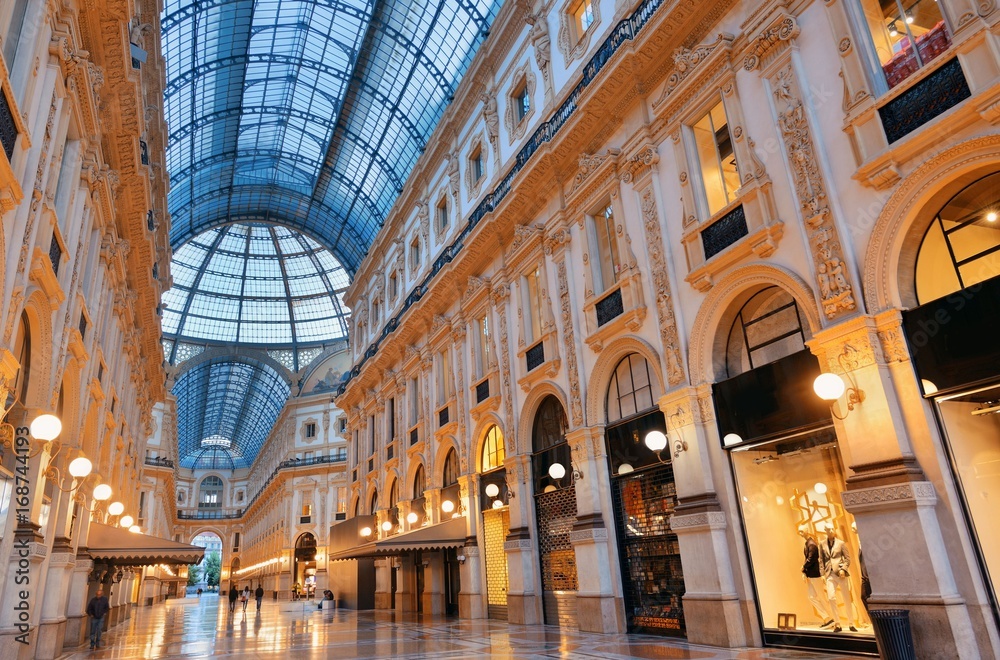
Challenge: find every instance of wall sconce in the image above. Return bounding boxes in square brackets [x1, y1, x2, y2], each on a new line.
[441, 499, 455, 514]
[406, 512, 418, 524]
[119, 515, 134, 528]
[484, 483, 499, 498]
[381, 520, 393, 532]
[360, 526, 372, 538]
[888, 20, 899, 37]
[547, 462, 582, 483]
[457, 554, 466, 564]
[129, 525, 142, 533]
[813, 351, 865, 420]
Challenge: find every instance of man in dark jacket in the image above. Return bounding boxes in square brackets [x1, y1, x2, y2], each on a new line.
[228, 585, 239, 613]
[255, 584, 264, 611]
[86, 588, 110, 650]
[801, 533, 833, 628]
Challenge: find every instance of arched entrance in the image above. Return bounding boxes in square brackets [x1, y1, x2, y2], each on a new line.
[712, 285, 873, 653]
[902, 171, 1000, 620]
[294, 533, 317, 598]
[190, 531, 224, 593]
[603, 352, 685, 636]
[479, 424, 509, 620]
[530, 395, 578, 627]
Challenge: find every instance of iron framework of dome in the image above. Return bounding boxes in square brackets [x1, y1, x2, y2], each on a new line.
[173, 356, 291, 470]
[161, 222, 352, 357]
[162, 0, 503, 273]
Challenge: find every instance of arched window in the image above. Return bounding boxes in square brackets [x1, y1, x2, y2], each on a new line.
[368, 489, 378, 515]
[296, 532, 317, 548]
[532, 395, 567, 453]
[915, 171, 1000, 304]
[725, 286, 806, 378]
[481, 426, 505, 472]
[606, 354, 660, 424]
[199, 476, 224, 508]
[388, 478, 399, 510]
[12, 313, 30, 405]
[412, 464, 426, 499]
[442, 449, 458, 487]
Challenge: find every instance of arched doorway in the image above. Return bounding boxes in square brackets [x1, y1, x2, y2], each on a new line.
[904, 171, 1000, 618]
[713, 286, 872, 652]
[530, 395, 578, 627]
[294, 533, 317, 598]
[603, 352, 685, 636]
[479, 424, 509, 620]
[229, 557, 240, 595]
[189, 531, 224, 594]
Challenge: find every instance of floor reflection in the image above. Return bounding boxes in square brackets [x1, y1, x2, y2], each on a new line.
[61, 593, 859, 659]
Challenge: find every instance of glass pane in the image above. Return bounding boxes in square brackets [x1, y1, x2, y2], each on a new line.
[935, 385, 1000, 610]
[595, 204, 620, 292]
[693, 102, 738, 216]
[731, 435, 873, 637]
[861, 0, 951, 89]
[915, 219, 962, 304]
[944, 217, 1000, 264]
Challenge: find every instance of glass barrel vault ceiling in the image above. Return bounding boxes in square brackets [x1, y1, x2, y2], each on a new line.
[162, 0, 503, 273]
[161, 222, 351, 349]
[173, 356, 291, 470]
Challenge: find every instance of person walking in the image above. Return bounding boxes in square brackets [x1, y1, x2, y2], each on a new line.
[254, 584, 264, 612]
[228, 585, 239, 613]
[241, 585, 251, 612]
[86, 587, 110, 650]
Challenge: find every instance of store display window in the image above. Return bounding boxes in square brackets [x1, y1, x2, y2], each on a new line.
[730, 429, 872, 642]
[933, 384, 1000, 611]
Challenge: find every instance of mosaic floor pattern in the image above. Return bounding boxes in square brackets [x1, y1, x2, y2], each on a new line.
[60, 594, 863, 659]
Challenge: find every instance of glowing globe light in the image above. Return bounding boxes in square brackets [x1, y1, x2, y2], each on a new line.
[93, 484, 112, 501]
[484, 483, 500, 498]
[360, 526, 372, 538]
[441, 499, 455, 513]
[108, 501, 125, 516]
[68, 457, 93, 479]
[492, 500, 503, 510]
[814, 482, 828, 494]
[119, 515, 134, 528]
[813, 373, 846, 401]
[644, 431, 667, 452]
[547, 463, 566, 480]
[406, 512, 418, 524]
[30, 414, 62, 441]
[381, 521, 393, 532]
[617, 463, 634, 475]
[723, 433, 743, 447]
[129, 525, 141, 533]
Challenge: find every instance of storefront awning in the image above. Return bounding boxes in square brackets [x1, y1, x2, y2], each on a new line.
[85, 523, 205, 565]
[329, 517, 468, 561]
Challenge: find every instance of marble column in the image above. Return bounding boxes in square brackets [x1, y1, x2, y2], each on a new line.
[62, 555, 92, 651]
[565, 426, 624, 633]
[661, 387, 750, 647]
[34, 538, 75, 659]
[457, 473, 484, 619]
[502, 454, 541, 624]
[395, 555, 414, 614]
[422, 550, 445, 615]
[809, 313, 980, 659]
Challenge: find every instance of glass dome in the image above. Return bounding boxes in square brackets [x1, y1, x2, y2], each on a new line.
[161, 223, 351, 347]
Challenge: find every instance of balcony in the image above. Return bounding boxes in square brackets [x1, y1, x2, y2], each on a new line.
[144, 456, 174, 468]
[178, 508, 243, 520]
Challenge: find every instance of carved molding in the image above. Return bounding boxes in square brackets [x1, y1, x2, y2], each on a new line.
[503, 61, 537, 145]
[842, 481, 936, 510]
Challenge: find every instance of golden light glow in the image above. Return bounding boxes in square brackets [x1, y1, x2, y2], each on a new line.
[813, 373, 846, 401]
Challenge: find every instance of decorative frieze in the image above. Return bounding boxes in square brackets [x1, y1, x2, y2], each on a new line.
[636, 183, 685, 387]
[841, 481, 936, 511]
[747, 29, 857, 320]
[546, 231, 585, 428]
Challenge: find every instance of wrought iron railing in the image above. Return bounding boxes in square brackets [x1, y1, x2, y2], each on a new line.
[525, 342, 545, 371]
[339, 0, 668, 398]
[595, 288, 625, 326]
[178, 508, 243, 520]
[475, 379, 490, 403]
[702, 204, 748, 260]
[144, 456, 174, 468]
[879, 58, 970, 144]
[0, 89, 17, 161]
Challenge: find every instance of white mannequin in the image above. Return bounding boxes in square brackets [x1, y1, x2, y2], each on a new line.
[820, 524, 857, 633]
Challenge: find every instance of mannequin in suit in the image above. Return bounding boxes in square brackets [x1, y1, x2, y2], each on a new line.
[820, 524, 857, 632]
[799, 530, 833, 627]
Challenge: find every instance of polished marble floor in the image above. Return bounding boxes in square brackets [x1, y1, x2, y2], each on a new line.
[61, 594, 863, 659]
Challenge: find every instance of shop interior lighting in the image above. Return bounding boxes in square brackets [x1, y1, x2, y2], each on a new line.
[987, 211, 998, 222]
[972, 401, 1000, 416]
[888, 20, 899, 37]
[814, 482, 828, 494]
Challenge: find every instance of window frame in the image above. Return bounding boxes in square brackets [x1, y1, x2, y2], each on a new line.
[685, 96, 742, 220]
